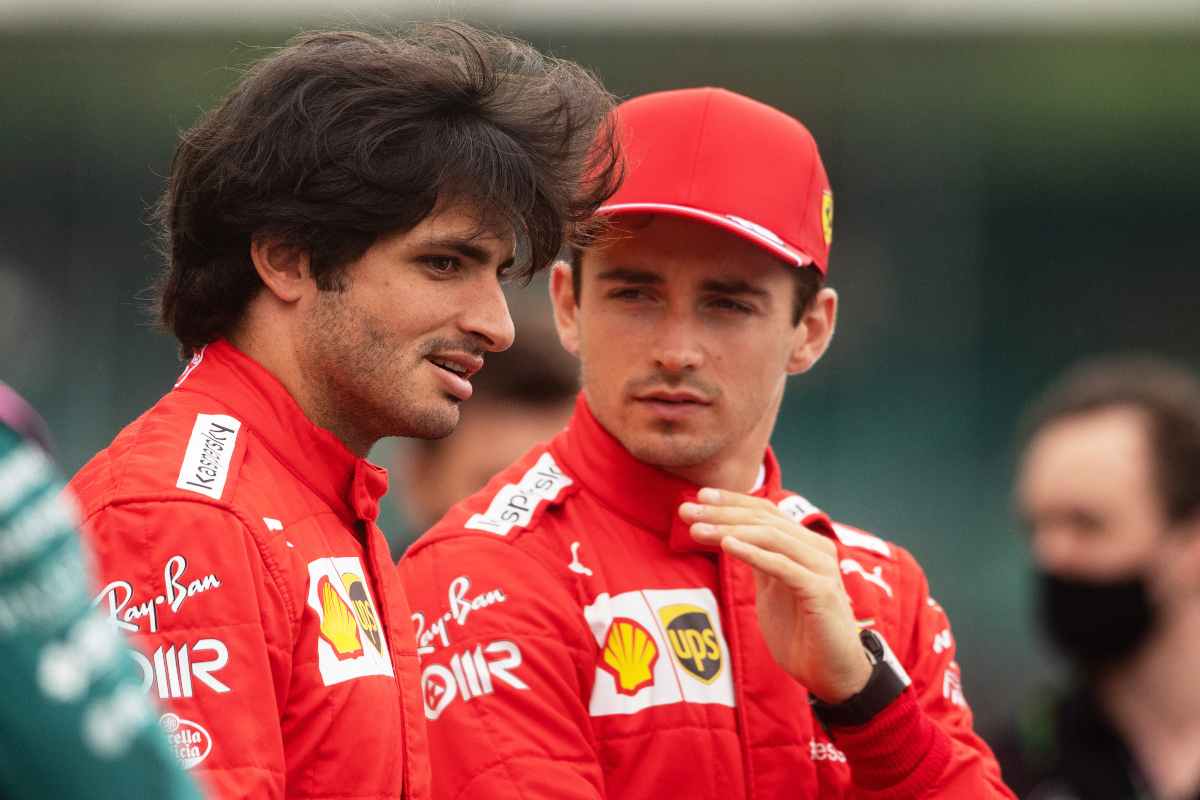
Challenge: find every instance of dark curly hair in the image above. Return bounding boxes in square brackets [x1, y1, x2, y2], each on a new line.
[154, 23, 623, 354]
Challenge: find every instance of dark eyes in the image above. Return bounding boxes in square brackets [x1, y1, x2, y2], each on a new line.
[418, 255, 461, 275]
[708, 297, 753, 314]
[606, 288, 753, 314]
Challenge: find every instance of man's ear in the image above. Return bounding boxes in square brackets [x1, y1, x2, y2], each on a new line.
[249, 235, 313, 304]
[549, 260, 581, 357]
[786, 287, 838, 375]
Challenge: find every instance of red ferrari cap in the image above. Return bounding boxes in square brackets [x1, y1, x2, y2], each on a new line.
[600, 87, 834, 274]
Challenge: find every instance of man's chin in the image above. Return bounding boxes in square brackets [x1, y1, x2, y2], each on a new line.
[394, 400, 460, 440]
[620, 430, 722, 471]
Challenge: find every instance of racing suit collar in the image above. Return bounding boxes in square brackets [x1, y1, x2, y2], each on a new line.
[174, 339, 389, 524]
[554, 393, 784, 553]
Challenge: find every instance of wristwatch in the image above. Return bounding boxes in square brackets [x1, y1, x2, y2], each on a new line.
[810, 628, 912, 729]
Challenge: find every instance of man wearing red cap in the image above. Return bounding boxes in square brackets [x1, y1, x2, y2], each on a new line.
[399, 88, 1013, 798]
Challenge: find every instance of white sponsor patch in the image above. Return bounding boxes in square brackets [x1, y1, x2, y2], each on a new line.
[832, 522, 892, 558]
[584, 587, 734, 717]
[306, 557, 394, 686]
[160, 713, 213, 770]
[175, 414, 240, 500]
[464, 452, 571, 536]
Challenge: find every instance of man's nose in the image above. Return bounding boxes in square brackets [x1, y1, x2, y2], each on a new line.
[651, 310, 704, 373]
[1031, 528, 1084, 575]
[461, 276, 515, 353]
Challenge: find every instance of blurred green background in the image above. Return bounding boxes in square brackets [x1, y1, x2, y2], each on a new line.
[2, 19, 1198, 733]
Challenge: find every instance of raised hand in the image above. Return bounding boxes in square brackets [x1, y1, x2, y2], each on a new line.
[679, 488, 871, 703]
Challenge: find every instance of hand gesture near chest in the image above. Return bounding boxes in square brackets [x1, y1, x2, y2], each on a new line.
[680, 488, 871, 703]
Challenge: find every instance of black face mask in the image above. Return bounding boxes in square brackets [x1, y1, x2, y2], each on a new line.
[1036, 570, 1158, 671]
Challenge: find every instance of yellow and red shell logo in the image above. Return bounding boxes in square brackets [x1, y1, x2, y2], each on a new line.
[599, 617, 658, 695]
[318, 576, 363, 660]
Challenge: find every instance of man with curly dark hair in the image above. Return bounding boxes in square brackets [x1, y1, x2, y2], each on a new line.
[68, 22, 621, 799]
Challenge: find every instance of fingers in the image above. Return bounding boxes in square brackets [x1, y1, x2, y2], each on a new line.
[693, 521, 839, 577]
[679, 488, 838, 561]
[720, 536, 841, 601]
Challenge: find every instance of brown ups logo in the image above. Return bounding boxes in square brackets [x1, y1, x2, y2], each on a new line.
[658, 603, 722, 683]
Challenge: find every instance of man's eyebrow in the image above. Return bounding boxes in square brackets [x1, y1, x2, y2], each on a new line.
[414, 236, 500, 265]
[595, 268, 663, 285]
[699, 278, 770, 298]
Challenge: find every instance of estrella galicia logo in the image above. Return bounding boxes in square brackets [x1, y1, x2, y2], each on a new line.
[658, 603, 722, 683]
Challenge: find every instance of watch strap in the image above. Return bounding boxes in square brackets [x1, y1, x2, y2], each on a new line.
[810, 629, 911, 729]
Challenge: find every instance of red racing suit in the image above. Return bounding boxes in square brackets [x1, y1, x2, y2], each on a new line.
[398, 396, 1013, 799]
[69, 340, 430, 799]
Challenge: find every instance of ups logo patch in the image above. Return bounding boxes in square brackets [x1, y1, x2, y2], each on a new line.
[659, 603, 722, 683]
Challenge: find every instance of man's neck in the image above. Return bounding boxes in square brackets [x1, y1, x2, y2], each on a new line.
[667, 454, 764, 493]
[1100, 601, 1200, 798]
[227, 322, 373, 458]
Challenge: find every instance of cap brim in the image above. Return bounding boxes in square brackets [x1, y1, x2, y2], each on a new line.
[596, 202, 816, 269]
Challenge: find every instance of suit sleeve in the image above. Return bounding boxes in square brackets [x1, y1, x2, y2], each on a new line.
[828, 547, 1015, 799]
[85, 499, 294, 799]
[399, 535, 605, 800]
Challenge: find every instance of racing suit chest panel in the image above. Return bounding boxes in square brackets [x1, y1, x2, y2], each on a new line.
[542, 489, 860, 798]
[228, 448, 409, 800]
[547, 494, 751, 799]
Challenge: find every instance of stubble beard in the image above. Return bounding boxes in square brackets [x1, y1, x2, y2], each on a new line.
[620, 420, 728, 470]
[303, 292, 460, 448]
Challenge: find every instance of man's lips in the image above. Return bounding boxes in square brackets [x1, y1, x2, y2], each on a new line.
[426, 352, 484, 381]
[635, 388, 713, 405]
[426, 352, 484, 401]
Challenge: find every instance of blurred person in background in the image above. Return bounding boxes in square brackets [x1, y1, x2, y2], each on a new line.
[994, 356, 1200, 800]
[0, 382, 201, 799]
[399, 87, 1013, 799]
[66, 23, 620, 799]
[393, 310, 578, 547]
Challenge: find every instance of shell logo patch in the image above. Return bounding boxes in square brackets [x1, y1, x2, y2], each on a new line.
[659, 603, 722, 684]
[318, 576, 364, 660]
[600, 618, 658, 696]
[584, 587, 734, 717]
[306, 557, 394, 686]
[821, 190, 834, 247]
